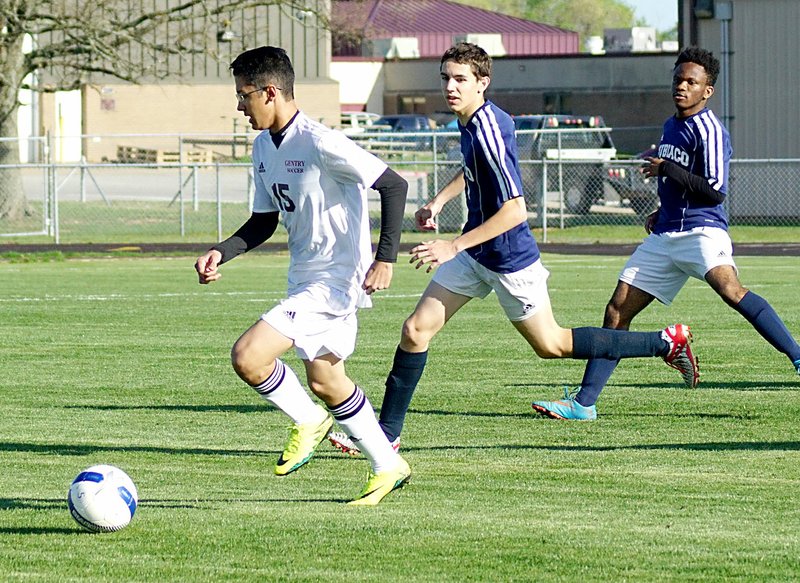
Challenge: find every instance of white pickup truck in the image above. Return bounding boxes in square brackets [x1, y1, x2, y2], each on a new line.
[513, 114, 617, 215]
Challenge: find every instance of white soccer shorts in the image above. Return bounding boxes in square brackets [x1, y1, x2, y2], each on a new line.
[261, 283, 359, 361]
[432, 251, 551, 322]
[619, 226, 737, 305]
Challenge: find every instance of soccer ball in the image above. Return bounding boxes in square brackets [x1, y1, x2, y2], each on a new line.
[67, 464, 138, 532]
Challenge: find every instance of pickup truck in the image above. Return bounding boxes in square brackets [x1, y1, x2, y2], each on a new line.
[513, 114, 617, 215]
[604, 147, 660, 216]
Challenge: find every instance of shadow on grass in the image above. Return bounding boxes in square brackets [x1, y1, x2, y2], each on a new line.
[142, 496, 351, 507]
[0, 498, 80, 535]
[62, 404, 266, 413]
[605, 381, 800, 391]
[406, 408, 755, 421]
[506, 381, 800, 391]
[0, 497, 64, 511]
[0, 441, 275, 457]
[0, 527, 80, 535]
[59, 403, 760, 422]
[3, 436, 798, 458]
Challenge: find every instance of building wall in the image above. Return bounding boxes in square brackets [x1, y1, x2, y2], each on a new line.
[330, 60, 386, 113]
[683, 0, 800, 158]
[32, 0, 339, 162]
[40, 80, 341, 162]
[379, 54, 676, 153]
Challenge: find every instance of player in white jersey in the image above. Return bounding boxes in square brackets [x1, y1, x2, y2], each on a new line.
[194, 46, 410, 505]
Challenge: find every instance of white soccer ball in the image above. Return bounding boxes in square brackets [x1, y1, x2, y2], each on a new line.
[67, 464, 138, 532]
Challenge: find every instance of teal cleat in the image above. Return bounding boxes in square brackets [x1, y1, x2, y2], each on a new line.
[795, 359, 800, 376]
[532, 387, 597, 421]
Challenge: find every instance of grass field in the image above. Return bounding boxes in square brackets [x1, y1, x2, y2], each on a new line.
[1, 252, 799, 581]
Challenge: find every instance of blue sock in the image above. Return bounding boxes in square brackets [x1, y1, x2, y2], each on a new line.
[572, 327, 667, 360]
[734, 291, 800, 363]
[378, 347, 428, 442]
[575, 357, 620, 407]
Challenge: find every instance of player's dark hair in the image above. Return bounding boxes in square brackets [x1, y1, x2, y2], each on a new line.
[230, 46, 295, 99]
[675, 47, 720, 86]
[441, 42, 492, 79]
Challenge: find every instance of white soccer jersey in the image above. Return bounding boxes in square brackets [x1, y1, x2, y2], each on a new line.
[251, 112, 387, 311]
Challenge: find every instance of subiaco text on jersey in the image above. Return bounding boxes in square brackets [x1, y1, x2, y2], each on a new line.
[652, 107, 731, 234]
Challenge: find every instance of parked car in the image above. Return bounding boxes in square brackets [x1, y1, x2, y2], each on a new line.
[513, 114, 617, 215]
[338, 112, 383, 136]
[371, 114, 436, 151]
[604, 146, 659, 216]
[373, 114, 435, 133]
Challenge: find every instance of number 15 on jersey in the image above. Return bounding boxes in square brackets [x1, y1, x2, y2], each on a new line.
[271, 183, 295, 212]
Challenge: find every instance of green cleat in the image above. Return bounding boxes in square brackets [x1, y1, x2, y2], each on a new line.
[348, 457, 411, 506]
[274, 408, 334, 476]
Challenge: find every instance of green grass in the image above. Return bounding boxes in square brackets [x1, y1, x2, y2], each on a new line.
[3, 199, 800, 246]
[1, 254, 799, 581]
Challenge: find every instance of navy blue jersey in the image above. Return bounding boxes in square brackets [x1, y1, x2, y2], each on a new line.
[652, 108, 732, 234]
[459, 101, 540, 273]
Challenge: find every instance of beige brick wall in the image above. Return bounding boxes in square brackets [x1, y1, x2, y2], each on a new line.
[40, 80, 341, 162]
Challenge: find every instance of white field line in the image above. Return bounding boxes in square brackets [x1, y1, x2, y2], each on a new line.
[0, 291, 426, 302]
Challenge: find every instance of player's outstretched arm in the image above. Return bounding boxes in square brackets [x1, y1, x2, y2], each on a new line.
[195, 211, 279, 284]
[195, 249, 223, 284]
[363, 168, 407, 294]
[410, 196, 527, 272]
[416, 172, 465, 230]
[363, 261, 393, 294]
[644, 156, 724, 205]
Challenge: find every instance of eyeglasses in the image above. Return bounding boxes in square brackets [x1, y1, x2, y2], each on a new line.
[236, 86, 283, 103]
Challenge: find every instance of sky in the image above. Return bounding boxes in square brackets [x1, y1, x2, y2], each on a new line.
[626, 0, 679, 31]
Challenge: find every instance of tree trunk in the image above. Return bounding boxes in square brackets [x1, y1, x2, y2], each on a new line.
[0, 110, 28, 221]
[0, 27, 28, 222]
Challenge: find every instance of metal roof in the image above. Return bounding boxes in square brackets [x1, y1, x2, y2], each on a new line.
[332, 0, 579, 57]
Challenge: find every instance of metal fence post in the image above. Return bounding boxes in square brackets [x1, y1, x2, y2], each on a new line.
[247, 166, 254, 211]
[541, 160, 548, 243]
[216, 163, 222, 242]
[80, 156, 87, 203]
[192, 165, 199, 212]
[432, 132, 439, 205]
[179, 171, 185, 237]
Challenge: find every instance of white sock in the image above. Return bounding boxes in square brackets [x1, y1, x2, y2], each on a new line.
[252, 359, 325, 425]
[329, 386, 400, 473]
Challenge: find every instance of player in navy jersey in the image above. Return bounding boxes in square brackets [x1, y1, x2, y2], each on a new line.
[328, 42, 698, 455]
[532, 46, 800, 421]
[194, 46, 411, 505]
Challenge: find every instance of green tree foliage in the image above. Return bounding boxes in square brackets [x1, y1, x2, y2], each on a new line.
[457, 0, 636, 41]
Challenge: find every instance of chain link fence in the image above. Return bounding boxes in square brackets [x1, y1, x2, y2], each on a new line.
[2, 132, 799, 245]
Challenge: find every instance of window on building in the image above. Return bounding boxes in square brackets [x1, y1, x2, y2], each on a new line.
[399, 96, 427, 114]
[544, 93, 572, 114]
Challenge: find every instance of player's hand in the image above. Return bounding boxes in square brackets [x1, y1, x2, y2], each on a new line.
[195, 250, 223, 284]
[644, 209, 659, 234]
[362, 261, 393, 294]
[415, 206, 438, 231]
[641, 156, 663, 179]
[410, 239, 457, 273]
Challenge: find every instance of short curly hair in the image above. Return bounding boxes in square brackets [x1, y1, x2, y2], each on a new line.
[675, 47, 720, 86]
[441, 42, 492, 79]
